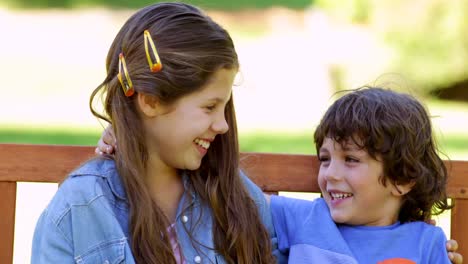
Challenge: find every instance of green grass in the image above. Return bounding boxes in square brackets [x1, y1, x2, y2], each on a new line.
[239, 130, 316, 154]
[0, 126, 101, 146]
[2, 126, 467, 160]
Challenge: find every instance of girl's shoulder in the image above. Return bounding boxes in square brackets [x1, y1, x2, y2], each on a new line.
[44, 158, 126, 224]
[32, 157, 132, 263]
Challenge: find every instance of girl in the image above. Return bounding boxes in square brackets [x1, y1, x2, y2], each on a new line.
[32, 3, 278, 263]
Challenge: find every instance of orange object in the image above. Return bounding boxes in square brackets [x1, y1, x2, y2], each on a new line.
[144, 30, 163, 72]
[117, 53, 135, 97]
[378, 258, 416, 264]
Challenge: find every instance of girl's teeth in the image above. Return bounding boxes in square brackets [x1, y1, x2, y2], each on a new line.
[194, 138, 210, 149]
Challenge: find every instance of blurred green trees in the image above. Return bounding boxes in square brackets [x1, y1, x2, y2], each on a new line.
[317, 0, 468, 98]
[1, 0, 313, 10]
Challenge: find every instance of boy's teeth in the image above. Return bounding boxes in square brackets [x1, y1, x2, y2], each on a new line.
[194, 138, 210, 149]
[330, 192, 353, 200]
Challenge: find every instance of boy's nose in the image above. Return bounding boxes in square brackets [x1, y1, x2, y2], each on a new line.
[324, 162, 343, 181]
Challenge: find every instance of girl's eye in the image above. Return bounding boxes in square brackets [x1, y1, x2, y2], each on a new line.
[205, 105, 216, 111]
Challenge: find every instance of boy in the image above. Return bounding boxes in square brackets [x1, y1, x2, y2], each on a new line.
[271, 87, 452, 263]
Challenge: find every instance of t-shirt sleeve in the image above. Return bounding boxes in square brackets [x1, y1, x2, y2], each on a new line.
[426, 227, 451, 264]
[270, 196, 358, 262]
[270, 195, 291, 253]
[238, 170, 288, 263]
[270, 195, 317, 253]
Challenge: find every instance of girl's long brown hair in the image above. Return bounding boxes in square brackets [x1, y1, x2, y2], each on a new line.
[90, 3, 274, 263]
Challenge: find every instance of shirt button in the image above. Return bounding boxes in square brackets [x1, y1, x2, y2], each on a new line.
[182, 215, 188, 223]
[194, 255, 201, 263]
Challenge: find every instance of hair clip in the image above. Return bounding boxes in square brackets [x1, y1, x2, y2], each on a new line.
[117, 53, 135, 97]
[144, 30, 163, 72]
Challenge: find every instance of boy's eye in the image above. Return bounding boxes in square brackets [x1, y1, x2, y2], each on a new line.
[345, 156, 359, 163]
[318, 156, 330, 163]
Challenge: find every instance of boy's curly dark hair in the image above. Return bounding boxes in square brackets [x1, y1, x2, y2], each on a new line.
[314, 86, 452, 222]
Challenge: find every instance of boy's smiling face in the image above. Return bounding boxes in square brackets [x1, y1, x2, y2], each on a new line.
[318, 137, 405, 226]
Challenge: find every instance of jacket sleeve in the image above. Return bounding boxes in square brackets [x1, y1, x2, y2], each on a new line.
[31, 209, 75, 263]
[239, 170, 288, 264]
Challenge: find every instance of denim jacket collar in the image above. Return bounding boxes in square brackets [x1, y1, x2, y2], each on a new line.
[70, 158, 127, 201]
[70, 158, 199, 204]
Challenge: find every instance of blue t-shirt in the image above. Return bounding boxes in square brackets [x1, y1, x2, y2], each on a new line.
[270, 196, 450, 264]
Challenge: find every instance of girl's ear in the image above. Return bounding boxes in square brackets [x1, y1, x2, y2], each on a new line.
[137, 93, 160, 117]
[391, 181, 415, 197]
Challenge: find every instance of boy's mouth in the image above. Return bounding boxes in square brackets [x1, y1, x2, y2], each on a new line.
[329, 192, 353, 200]
[194, 138, 211, 150]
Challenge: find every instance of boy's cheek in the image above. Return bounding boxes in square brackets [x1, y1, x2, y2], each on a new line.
[317, 174, 327, 193]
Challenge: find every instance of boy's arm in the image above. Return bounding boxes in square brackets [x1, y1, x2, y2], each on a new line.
[238, 172, 288, 264]
[429, 219, 463, 263]
[426, 227, 453, 264]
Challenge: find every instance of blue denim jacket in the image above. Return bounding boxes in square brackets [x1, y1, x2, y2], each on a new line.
[32, 158, 284, 263]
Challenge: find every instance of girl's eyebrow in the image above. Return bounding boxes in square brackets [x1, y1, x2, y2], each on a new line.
[206, 93, 232, 103]
[207, 97, 224, 102]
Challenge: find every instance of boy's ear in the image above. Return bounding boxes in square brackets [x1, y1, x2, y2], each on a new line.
[137, 93, 160, 117]
[391, 181, 415, 197]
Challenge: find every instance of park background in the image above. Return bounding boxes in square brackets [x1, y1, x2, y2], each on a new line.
[1, 0, 467, 262]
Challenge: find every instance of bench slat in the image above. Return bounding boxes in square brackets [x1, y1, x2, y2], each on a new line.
[2, 144, 466, 198]
[0, 182, 16, 264]
[1, 143, 467, 262]
[0, 144, 95, 183]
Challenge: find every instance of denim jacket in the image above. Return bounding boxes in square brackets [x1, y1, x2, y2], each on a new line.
[32, 158, 284, 264]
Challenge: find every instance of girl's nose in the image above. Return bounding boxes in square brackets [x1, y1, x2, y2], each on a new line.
[212, 115, 229, 134]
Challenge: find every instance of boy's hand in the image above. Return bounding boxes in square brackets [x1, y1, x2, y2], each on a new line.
[95, 125, 117, 155]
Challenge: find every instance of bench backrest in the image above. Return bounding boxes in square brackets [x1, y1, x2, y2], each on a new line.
[1, 143, 467, 263]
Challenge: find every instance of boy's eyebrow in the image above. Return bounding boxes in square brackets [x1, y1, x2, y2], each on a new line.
[342, 145, 359, 151]
[340, 139, 363, 151]
[318, 146, 329, 153]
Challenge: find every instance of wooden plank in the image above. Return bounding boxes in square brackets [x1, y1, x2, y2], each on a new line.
[241, 152, 468, 198]
[451, 198, 468, 261]
[446, 160, 468, 199]
[0, 144, 95, 183]
[240, 152, 320, 193]
[0, 145, 467, 198]
[0, 182, 16, 264]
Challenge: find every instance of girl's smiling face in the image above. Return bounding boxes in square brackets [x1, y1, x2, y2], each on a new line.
[142, 68, 236, 175]
[318, 137, 405, 226]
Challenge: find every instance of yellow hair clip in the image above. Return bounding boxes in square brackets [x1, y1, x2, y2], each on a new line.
[117, 53, 135, 97]
[144, 30, 163, 72]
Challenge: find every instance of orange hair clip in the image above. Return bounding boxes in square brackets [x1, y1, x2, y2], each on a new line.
[117, 53, 135, 97]
[144, 30, 163, 72]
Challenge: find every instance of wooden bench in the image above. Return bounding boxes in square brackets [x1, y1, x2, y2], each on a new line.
[1, 143, 467, 263]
